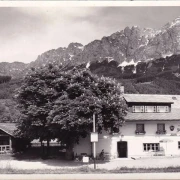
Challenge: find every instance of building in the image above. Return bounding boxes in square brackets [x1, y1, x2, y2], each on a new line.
[2, 93, 180, 159]
[0, 123, 16, 153]
[0, 123, 65, 155]
[74, 94, 180, 159]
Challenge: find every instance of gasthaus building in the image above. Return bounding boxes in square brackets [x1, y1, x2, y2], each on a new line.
[74, 93, 180, 159]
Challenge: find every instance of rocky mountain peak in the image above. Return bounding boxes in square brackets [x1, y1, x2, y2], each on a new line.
[67, 42, 84, 50]
[2, 17, 180, 78]
[164, 16, 180, 29]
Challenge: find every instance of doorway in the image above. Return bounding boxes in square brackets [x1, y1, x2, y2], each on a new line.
[117, 141, 127, 158]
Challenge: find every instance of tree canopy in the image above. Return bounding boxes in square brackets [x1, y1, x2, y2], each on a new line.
[15, 64, 127, 149]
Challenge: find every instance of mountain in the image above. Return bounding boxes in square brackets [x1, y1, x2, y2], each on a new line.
[1, 17, 180, 79]
[25, 16, 180, 69]
[89, 54, 180, 80]
[28, 42, 84, 69]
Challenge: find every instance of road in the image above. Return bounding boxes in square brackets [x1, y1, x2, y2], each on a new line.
[0, 173, 180, 180]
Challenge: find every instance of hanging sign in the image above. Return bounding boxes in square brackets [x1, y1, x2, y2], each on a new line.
[90, 132, 98, 142]
[170, 125, 175, 131]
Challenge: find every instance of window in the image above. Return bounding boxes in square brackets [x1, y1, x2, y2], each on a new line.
[156, 124, 166, 134]
[132, 105, 170, 113]
[157, 106, 169, 113]
[144, 106, 157, 113]
[157, 123, 165, 131]
[143, 143, 160, 151]
[136, 124, 144, 132]
[132, 106, 144, 113]
[135, 124, 145, 134]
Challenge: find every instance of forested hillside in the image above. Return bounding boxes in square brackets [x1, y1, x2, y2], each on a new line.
[0, 57, 180, 123]
[0, 78, 22, 123]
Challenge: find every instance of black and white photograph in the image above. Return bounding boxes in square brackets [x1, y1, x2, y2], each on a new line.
[1, 2, 180, 179]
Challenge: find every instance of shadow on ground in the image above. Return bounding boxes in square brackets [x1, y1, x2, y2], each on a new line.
[6, 152, 110, 168]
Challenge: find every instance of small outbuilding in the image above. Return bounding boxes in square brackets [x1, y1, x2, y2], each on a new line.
[0, 123, 16, 153]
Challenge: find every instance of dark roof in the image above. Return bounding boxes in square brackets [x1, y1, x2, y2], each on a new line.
[0, 123, 17, 136]
[124, 94, 174, 104]
[125, 109, 180, 121]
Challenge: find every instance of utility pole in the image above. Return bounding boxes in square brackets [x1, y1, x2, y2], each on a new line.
[93, 113, 96, 169]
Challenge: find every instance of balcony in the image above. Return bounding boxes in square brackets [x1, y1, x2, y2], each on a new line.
[135, 130, 146, 135]
[156, 130, 167, 135]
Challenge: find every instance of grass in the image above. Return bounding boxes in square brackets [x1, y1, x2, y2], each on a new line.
[1, 166, 180, 174]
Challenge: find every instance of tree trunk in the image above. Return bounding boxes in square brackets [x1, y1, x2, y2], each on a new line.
[41, 140, 45, 158]
[47, 138, 50, 157]
[65, 143, 74, 160]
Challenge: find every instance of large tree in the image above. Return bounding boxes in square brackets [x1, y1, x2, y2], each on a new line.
[16, 64, 127, 158]
[15, 65, 59, 155]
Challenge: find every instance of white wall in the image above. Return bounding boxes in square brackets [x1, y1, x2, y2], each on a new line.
[121, 121, 180, 136]
[74, 121, 180, 158]
[74, 135, 92, 156]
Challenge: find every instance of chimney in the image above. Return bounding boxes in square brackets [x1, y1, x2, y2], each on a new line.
[120, 86, 124, 94]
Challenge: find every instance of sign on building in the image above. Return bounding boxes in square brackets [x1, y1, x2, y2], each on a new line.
[90, 132, 98, 142]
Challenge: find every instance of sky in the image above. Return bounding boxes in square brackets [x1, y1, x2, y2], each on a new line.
[1, 6, 180, 63]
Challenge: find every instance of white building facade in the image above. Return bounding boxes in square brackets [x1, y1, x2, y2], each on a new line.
[74, 94, 180, 159]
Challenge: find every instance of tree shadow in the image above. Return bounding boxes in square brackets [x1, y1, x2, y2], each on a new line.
[10, 152, 110, 168]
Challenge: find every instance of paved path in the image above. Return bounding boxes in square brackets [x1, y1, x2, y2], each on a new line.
[1, 173, 180, 180]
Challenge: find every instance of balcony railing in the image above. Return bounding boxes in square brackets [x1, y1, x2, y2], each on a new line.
[156, 130, 167, 135]
[135, 130, 146, 135]
[0, 145, 11, 154]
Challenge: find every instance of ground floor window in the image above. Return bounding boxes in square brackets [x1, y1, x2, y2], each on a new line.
[178, 142, 180, 149]
[143, 143, 159, 151]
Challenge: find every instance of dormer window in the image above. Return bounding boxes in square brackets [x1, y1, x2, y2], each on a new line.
[157, 106, 169, 113]
[132, 105, 169, 113]
[154, 106, 157, 112]
[132, 106, 144, 113]
[144, 106, 157, 113]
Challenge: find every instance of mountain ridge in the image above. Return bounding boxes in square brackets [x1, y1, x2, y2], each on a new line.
[1, 16, 180, 78]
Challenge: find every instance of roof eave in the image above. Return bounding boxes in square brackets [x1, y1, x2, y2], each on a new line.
[125, 119, 180, 121]
[125, 101, 174, 104]
[0, 127, 15, 137]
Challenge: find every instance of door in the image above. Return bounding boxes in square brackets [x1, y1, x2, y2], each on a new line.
[117, 141, 127, 158]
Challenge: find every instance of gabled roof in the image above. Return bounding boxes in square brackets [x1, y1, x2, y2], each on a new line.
[0, 123, 17, 136]
[125, 109, 180, 121]
[124, 94, 180, 121]
[124, 94, 174, 104]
